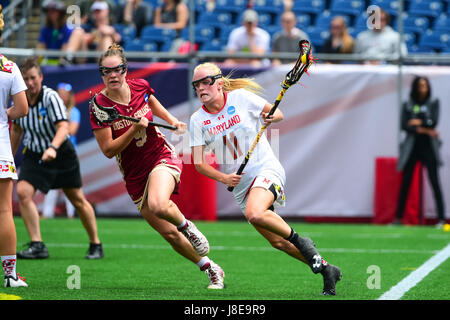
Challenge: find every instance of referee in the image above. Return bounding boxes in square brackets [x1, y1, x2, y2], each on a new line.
[10, 57, 103, 259]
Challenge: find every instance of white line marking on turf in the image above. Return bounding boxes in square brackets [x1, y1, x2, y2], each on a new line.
[378, 243, 450, 300]
[45, 243, 439, 255]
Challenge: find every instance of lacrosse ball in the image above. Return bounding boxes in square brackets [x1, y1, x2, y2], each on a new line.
[444, 224, 450, 232]
[301, 54, 307, 64]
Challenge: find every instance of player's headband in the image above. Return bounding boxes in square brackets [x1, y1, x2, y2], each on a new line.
[99, 63, 127, 76]
[191, 74, 223, 90]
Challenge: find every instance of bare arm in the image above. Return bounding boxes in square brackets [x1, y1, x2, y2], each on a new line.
[148, 95, 186, 133]
[93, 118, 147, 159]
[7, 91, 28, 121]
[192, 145, 242, 188]
[9, 123, 23, 156]
[261, 102, 283, 126]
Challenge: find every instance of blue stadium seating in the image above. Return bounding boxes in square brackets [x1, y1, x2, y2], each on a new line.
[197, 11, 233, 29]
[140, 26, 176, 43]
[252, 0, 285, 15]
[294, 13, 312, 29]
[213, 0, 247, 14]
[370, 0, 401, 16]
[408, 1, 443, 18]
[200, 39, 227, 51]
[397, 15, 430, 33]
[180, 25, 215, 44]
[124, 39, 157, 52]
[292, 0, 326, 15]
[418, 30, 450, 50]
[330, 0, 364, 16]
[114, 24, 137, 42]
[305, 26, 330, 50]
[433, 15, 450, 31]
[315, 11, 351, 29]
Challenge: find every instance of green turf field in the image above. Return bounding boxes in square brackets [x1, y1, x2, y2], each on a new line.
[1, 217, 449, 300]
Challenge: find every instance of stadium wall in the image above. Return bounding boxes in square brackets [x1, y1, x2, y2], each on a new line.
[14, 63, 450, 222]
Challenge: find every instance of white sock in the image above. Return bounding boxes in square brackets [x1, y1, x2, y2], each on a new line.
[177, 216, 187, 230]
[197, 256, 211, 270]
[1, 255, 17, 278]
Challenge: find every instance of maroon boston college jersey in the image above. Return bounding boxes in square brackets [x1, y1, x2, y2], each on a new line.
[89, 78, 182, 207]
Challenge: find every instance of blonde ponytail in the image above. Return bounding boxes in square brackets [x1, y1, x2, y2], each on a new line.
[0, 5, 4, 34]
[194, 62, 263, 95]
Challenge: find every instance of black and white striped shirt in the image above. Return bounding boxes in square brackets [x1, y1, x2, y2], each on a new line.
[13, 85, 68, 153]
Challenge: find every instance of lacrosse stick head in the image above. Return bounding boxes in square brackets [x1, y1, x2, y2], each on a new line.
[89, 93, 119, 125]
[284, 40, 313, 86]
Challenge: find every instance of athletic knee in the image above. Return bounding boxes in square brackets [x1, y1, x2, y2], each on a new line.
[245, 208, 265, 227]
[16, 184, 33, 203]
[147, 199, 171, 220]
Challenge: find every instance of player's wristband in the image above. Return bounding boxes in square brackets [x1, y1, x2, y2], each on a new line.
[49, 144, 58, 152]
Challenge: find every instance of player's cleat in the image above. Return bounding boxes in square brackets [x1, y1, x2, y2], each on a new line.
[321, 264, 342, 296]
[4, 274, 28, 288]
[85, 243, 104, 259]
[17, 242, 49, 259]
[203, 261, 225, 289]
[178, 220, 210, 256]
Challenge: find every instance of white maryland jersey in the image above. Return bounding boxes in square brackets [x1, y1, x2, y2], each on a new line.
[0, 54, 27, 162]
[190, 88, 286, 198]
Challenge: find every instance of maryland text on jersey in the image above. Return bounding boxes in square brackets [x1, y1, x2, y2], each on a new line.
[206, 114, 241, 136]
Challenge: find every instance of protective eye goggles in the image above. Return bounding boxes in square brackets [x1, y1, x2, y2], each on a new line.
[99, 63, 127, 76]
[191, 74, 222, 91]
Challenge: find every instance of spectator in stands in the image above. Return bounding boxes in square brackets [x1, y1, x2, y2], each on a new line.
[75, 0, 117, 25]
[354, 8, 407, 64]
[225, 9, 271, 67]
[321, 16, 354, 63]
[153, 0, 189, 52]
[116, 0, 153, 38]
[37, 1, 73, 51]
[63, 1, 121, 64]
[395, 76, 445, 227]
[272, 11, 309, 66]
[42, 83, 80, 219]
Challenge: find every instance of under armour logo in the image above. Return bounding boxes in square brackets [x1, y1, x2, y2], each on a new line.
[126, 107, 133, 113]
[312, 254, 322, 268]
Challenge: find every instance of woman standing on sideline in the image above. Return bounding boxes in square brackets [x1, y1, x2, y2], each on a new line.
[89, 44, 224, 289]
[189, 62, 342, 295]
[0, 5, 29, 287]
[42, 83, 80, 219]
[10, 58, 103, 260]
[395, 76, 446, 227]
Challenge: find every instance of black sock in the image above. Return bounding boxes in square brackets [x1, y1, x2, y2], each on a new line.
[284, 227, 295, 242]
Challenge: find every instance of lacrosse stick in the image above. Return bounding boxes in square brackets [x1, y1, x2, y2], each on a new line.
[89, 93, 177, 130]
[227, 39, 314, 192]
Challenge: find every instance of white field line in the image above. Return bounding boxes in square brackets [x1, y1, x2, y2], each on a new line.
[44, 242, 439, 255]
[378, 243, 450, 300]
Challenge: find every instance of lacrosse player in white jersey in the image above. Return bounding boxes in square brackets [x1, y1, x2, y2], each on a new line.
[190, 62, 342, 296]
[0, 4, 29, 287]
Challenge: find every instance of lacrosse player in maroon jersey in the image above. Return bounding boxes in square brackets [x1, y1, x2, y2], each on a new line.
[89, 44, 224, 289]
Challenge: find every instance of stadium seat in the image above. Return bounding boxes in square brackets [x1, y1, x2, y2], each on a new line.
[114, 24, 136, 42]
[408, 1, 443, 18]
[218, 25, 236, 44]
[408, 44, 436, 53]
[305, 26, 330, 50]
[180, 25, 215, 44]
[197, 11, 233, 29]
[292, 0, 326, 15]
[398, 15, 430, 33]
[330, 0, 364, 16]
[200, 39, 226, 51]
[369, 0, 401, 16]
[124, 39, 157, 52]
[265, 25, 283, 38]
[294, 13, 312, 29]
[418, 30, 450, 50]
[252, 0, 285, 15]
[315, 11, 351, 29]
[140, 26, 176, 44]
[403, 31, 417, 47]
[213, 0, 247, 14]
[433, 15, 450, 31]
